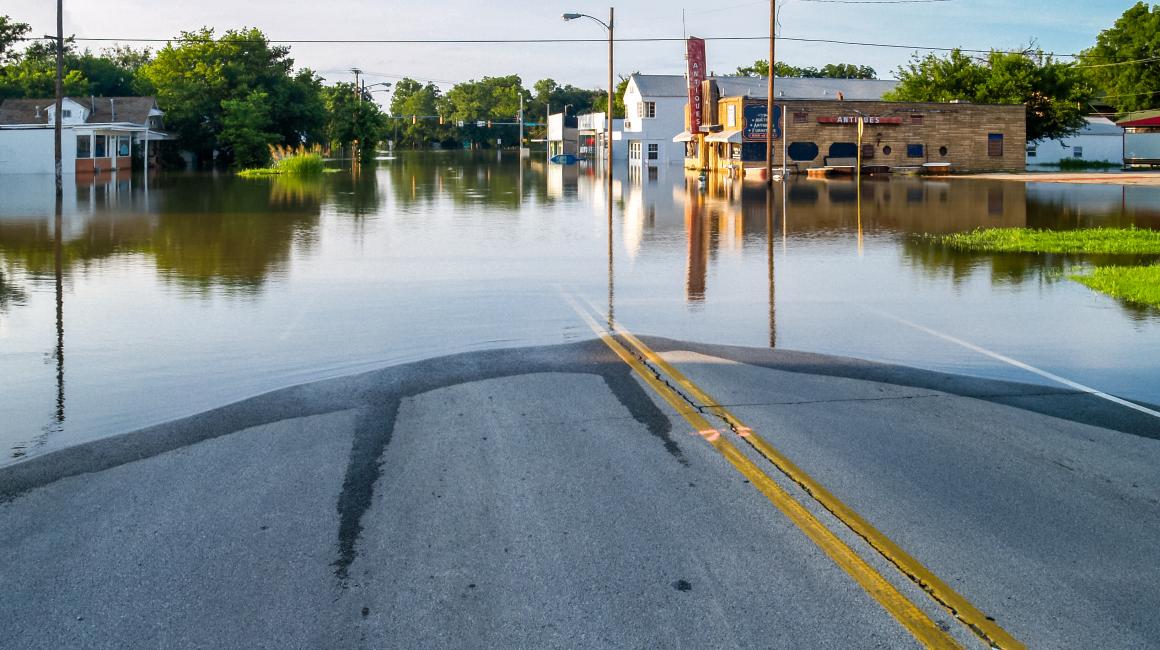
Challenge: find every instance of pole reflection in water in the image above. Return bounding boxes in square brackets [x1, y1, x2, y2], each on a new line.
[607, 168, 615, 330]
[767, 183, 776, 349]
[685, 178, 708, 302]
[857, 174, 865, 257]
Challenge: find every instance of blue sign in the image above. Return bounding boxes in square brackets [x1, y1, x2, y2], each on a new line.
[743, 103, 782, 141]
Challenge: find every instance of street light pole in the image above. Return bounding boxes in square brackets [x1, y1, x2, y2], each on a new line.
[562, 8, 615, 184]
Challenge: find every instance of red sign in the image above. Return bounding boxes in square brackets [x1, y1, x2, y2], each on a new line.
[817, 116, 903, 125]
[686, 37, 706, 133]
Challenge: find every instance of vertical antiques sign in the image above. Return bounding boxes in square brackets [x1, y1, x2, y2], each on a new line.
[686, 37, 706, 133]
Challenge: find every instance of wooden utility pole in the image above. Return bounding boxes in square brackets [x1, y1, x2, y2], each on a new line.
[54, 0, 64, 197]
[606, 6, 614, 186]
[766, 0, 776, 185]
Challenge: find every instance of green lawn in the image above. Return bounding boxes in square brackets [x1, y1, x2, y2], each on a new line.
[932, 227, 1160, 255]
[1072, 265, 1160, 307]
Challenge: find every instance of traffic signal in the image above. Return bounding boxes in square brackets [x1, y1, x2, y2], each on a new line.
[439, 115, 444, 125]
[412, 114, 417, 125]
[487, 120, 492, 128]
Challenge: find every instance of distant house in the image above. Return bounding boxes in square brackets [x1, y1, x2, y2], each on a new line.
[1026, 117, 1124, 166]
[624, 73, 898, 167]
[0, 96, 166, 175]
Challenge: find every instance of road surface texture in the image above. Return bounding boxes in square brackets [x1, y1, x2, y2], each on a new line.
[2, 337, 1158, 649]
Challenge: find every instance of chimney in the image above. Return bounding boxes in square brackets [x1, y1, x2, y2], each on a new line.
[35, 106, 41, 119]
[110, 98, 116, 121]
[90, 95, 96, 113]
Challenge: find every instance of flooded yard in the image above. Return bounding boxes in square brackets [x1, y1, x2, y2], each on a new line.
[2, 152, 1158, 461]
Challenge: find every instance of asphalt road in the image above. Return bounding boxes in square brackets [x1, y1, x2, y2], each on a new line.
[2, 337, 1158, 649]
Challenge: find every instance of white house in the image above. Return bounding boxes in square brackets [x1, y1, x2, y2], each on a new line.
[1026, 117, 1124, 166]
[621, 74, 689, 166]
[0, 96, 165, 176]
[623, 74, 898, 167]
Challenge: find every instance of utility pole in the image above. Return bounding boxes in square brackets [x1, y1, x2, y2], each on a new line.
[519, 93, 524, 154]
[766, 0, 776, 185]
[606, 6, 615, 186]
[54, 0, 64, 197]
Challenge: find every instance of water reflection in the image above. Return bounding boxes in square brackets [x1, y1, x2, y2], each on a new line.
[1, 154, 1158, 462]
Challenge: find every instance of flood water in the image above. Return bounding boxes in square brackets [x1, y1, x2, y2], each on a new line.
[2, 153, 1159, 462]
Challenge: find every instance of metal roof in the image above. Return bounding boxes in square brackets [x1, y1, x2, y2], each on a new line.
[1118, 109, 1160, 128]
[1077, 116, 1124, 136]
[629, 73, 898, 101]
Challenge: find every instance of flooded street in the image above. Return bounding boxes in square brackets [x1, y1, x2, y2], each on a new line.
[2, 152, 1159, 461]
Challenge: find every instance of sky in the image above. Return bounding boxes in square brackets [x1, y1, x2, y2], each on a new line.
[3, 0, 1143, 103]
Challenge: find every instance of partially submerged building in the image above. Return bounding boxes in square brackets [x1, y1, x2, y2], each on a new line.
[1119, 110, 1160, 167]
[1027, 117, 1124, 166]
[678, 77, 1027, 176]
[0, 96, 166, 175]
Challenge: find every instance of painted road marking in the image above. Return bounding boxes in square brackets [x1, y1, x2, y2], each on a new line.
[562, 293, 964, 650]
[594, 308, 1023, 650]
[862, 305, 1160, 421]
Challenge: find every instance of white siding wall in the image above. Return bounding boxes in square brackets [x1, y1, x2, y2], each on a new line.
[622, 83, 687, 165]
[1125, 133, 1160, 163]
[0, 128, 78, 175]
[1027, 134, 1123, 166]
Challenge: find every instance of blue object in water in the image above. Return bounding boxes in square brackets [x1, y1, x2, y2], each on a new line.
[550, 154, 578, 165]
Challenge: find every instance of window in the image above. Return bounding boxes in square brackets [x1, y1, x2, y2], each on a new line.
[1073, 146, 1083, 159]
[861, 144, 875, 159]
[794, 112, 808, 124]
[727, 105, 737, 128]
[1026, 145, 1037, 158]
[988, 133, 1004, 157]
[686, 140, 699, 158]
[828, 142, 858, 158]
[62, 109, 72, 118]
[647, 143, 659, 160]
[76, 135, 91, 158]
[644, 101, 656, 118]
[910, 114, 924, 125]
[907, 143, 925, 158]
[94, 134, 107, 158]
[117, 135, 131, 157]
[788, 142, 818, 161]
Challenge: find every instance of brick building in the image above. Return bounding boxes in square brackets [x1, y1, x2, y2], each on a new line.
[679, 79, 1027, 176]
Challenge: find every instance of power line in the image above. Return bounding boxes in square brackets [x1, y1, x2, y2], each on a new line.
[17, 33, 1155, 66]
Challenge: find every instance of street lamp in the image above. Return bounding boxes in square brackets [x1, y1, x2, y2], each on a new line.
[562, 9, 614, 183]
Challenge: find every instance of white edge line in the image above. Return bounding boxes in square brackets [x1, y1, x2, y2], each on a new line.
[861, 305, 1160, 420]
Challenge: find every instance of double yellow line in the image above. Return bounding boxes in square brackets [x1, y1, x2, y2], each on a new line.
[565, 294, 1022, 650]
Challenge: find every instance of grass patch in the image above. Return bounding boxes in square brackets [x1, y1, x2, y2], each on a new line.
[1053, 158, 1123, 171]
[236, 167, 282, 178]
[931, 227, 1160, 255]
[1072, 265, 1160, 307]
[277, 152, 324, 175]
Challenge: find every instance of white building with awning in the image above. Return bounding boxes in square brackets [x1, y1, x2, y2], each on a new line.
[0, 96, 167, 176]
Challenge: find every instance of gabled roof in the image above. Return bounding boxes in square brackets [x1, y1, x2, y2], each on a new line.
[1118, 109, 1160, 128]
[0, 96, 160, 126]
[628, 73, 898, 101]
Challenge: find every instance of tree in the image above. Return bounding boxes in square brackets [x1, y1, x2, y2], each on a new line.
[139, 28, 325, 166]
[1083, 2, 1160, 113]
[440, 75, 530, 147]
[389, 77, 445, 148]
[219, 90, 276, 168]
[885, 48, 1092, 142]
[735, 60, 876, 79]
[0, 39, 88, 99]
[0, 15, 30, 64]
[324, 82, 385, 158]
